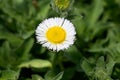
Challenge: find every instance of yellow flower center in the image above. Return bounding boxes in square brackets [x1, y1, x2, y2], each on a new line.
[46, 26, 66, 44]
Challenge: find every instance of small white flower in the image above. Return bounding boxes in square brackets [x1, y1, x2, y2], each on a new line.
[35, 17, 76, 52]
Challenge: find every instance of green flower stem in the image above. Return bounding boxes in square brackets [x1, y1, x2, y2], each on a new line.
[52, 52, 64, 70]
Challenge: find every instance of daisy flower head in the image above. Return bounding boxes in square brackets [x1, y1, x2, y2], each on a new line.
[35, 17, 76, 52]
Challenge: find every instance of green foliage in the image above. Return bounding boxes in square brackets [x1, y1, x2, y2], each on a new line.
[0, 69, 20, 80]
[18, 59, 52, 68]
[45, 71, 64, 80]
[0, 0, 120, 80]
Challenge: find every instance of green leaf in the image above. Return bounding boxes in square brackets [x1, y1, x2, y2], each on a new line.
[72, 17, 86, 37]
[18, 59, 52, 68]
[61, 67, 75, 80]
[22, 30, 34, 39]
[45, 70, 56, 80]
[45, 71, 64, 80]
[65, 45, 82, 64]
[81, 59, 94, 76]
[0, 69, 20, 80]
[106, 55, 115, 75]
[94, 67, 112, 80]
[36, 3, 50, 20]
[1, 1, 26, 24]
[0, 41, 15, 68]
[15, 38, 34, 62]
[0, 78, 6, 80]
[51, 71, 64, 80]
[94, 56, 113, 80]
[0, 31, 23, 47]
[31, 75, 44, 80]
[87, 0, 104, 27]
[21, 38, 34, 59]
[96, 56, 105, 67]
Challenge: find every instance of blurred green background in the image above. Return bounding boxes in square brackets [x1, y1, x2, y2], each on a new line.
[0, 0, 120, 80]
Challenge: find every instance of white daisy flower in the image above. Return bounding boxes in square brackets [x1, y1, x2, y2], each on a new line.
[35, 17, 76, 52]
